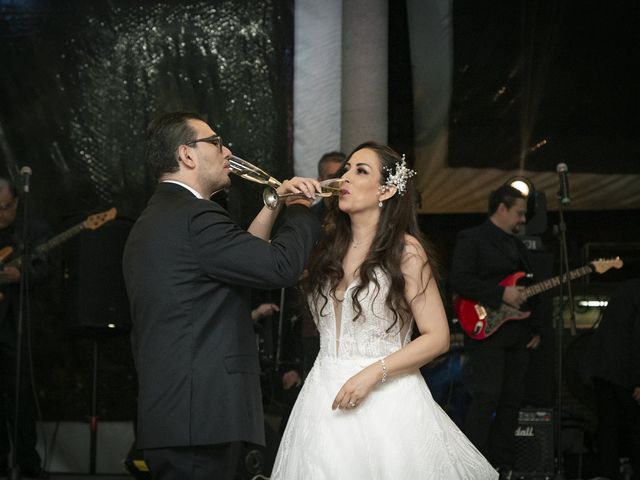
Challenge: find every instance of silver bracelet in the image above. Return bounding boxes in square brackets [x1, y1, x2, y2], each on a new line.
[379, 358, 388, 383]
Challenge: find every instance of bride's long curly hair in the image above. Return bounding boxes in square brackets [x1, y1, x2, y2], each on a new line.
[302, 141, 440, 332]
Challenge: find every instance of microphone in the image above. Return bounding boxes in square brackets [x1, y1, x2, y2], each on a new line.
[20, 166, 32, 194]
[556, 162, 570, 205]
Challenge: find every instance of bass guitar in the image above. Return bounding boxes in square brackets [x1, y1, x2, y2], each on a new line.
[454, 257, 623, 340]
[0, 208, 117, 298]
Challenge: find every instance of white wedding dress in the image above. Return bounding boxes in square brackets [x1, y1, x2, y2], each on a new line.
[271, 270, 498, 479]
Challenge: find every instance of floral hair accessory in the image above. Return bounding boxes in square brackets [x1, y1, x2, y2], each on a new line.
[383, 154, 416, 195]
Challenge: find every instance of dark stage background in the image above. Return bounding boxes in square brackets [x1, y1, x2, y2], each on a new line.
[448, 0, 639, 174]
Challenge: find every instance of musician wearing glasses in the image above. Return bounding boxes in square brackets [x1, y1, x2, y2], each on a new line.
[122, 112, 322, 479]
[0, 177, 50, 478]
[450, 185, 541, 478]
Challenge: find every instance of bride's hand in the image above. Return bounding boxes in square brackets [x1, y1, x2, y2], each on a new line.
[332, 364, 379, 410]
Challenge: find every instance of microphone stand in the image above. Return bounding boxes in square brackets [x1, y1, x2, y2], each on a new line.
[9, 183, 31, 480]
[553, 198, 577, 480]
[89, 335, 99, 474]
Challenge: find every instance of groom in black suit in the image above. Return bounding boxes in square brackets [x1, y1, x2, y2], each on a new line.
[122, 112, 322, 479]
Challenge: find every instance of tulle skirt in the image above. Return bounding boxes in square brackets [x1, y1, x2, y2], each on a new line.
[271, 356, 498, 480]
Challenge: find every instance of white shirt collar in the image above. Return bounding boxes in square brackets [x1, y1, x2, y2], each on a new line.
[162, 180, 203, 199]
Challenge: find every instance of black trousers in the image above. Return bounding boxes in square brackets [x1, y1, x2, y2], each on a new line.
[463, 324, 531, 468]
[0, 341, 41, 470]
[594, 377, 640, 480]
[143, 442, 243, 480]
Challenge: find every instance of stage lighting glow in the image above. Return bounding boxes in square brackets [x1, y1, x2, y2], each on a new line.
[509, 179, 531, 197]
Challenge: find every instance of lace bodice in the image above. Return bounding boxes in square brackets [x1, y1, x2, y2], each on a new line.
[311, 269, 413, 359]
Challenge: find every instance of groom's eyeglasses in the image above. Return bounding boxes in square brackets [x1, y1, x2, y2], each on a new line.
[185, 135, 223, 153]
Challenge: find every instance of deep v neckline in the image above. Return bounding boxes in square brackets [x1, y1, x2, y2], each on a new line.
[332, 277, 359, 356]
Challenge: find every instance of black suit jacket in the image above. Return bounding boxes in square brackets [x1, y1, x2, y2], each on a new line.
[122, 182, 321, 449]
[450, 219, 538, 340]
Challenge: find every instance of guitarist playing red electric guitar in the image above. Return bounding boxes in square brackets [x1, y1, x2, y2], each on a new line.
[455, 257, 623, 340]
[449, 184, 543, 474]
[451, 184, 624, 477]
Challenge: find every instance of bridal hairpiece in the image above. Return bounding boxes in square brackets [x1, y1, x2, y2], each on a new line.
[383, 154, 416, 195]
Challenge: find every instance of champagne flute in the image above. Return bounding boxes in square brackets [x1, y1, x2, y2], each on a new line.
[228, 155, 282, 189]
[228, 154, 345, 209]
[262, 178, 346, 209]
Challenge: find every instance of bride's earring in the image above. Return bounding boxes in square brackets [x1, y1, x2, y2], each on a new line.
[378, 186, 386, 208]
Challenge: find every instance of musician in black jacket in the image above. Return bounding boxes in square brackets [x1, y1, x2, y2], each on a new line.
[450, 185, 540, 477]
[0, 177, 50, 478]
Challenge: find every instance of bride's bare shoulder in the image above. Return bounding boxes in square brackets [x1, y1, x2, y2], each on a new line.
[402, 234, 427, 261]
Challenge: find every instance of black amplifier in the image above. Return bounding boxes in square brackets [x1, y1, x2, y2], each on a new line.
[513, 408, 554, 479]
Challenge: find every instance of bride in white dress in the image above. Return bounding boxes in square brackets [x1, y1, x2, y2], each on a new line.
[271, 142, 497, 479]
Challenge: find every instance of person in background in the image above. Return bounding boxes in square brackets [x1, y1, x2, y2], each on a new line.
[242, 153, 348, 442]
[0, 177, 50, 478]
[122, 111, 322, 480]
[310, 151, 346, 225]
[280, 151, 347, 390]
[450, 184, 541, 479]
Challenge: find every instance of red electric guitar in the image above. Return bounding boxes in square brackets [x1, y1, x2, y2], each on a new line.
[454, 257, 623, 340]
